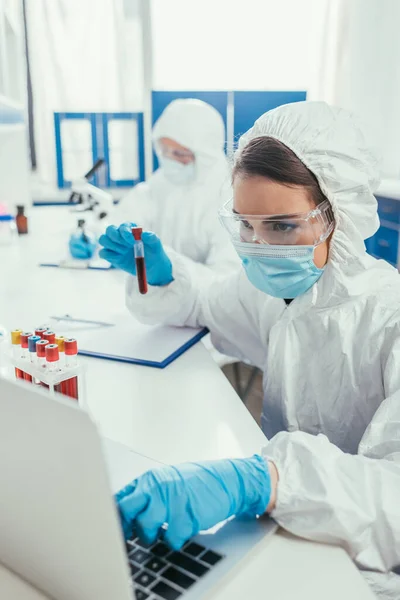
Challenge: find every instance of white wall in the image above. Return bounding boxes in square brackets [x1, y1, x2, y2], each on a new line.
[309, 0, 400, 179]
[0, 0, 26, 103]
[0, 118, 31, 209]
[151, 0, 327, 91]
[0, 0, 31, 211]
[152, 0, 400, 180]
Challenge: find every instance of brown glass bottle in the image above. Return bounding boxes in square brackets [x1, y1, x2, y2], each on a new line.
[16, 205, 28, 234]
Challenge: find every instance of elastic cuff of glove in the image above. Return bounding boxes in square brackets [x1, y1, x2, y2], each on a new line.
[237, 454, 271, 518]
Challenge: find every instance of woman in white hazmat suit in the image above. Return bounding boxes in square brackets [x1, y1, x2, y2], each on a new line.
[112, 98, 238, 284]
[100, 101, 400, 599]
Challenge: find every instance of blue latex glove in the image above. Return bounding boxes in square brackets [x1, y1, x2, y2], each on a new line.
[116, 455, 271, 550]
[69, 232, 97, 259]
[98, 222, 173, 286]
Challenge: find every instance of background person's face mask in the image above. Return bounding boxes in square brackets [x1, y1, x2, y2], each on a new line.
[161, 157, 196, 185]
[239, 245, 325, 298]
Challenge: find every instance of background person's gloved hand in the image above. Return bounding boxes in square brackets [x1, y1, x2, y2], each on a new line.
[99, 222, 173, 286]
[68, 232, 97, 259]
[116, 455, 271, 550]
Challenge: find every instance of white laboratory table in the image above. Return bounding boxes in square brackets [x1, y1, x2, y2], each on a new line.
[0, 207, 375, 599]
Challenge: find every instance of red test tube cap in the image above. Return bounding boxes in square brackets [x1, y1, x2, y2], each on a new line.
[65, 338, 78, 355]
[132, 227, 142, 241]
[20, 332, 33, 349]
[36, 339, 49, 358]
[35, 327, 48, 338]
[45, 344, 59, 362]
[43, 330, 56, 343]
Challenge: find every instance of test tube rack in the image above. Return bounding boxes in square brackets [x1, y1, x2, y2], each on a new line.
[8, 326, 84, 403]
[10, 355, 83, 400]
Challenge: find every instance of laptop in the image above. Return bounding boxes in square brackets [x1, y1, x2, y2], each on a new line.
[0, 376, 277, 600]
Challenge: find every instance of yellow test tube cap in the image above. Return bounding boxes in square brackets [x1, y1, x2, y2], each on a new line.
[55, 336, 65, 352]
[11, 329, 22, 345]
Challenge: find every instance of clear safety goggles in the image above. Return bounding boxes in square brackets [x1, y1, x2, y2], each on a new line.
[156, 141, 195, 164]
[219, 198, 335, 247]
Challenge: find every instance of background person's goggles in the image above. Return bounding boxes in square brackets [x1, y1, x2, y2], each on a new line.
[219, 198, 335, 246]
[156, 141, 195, 163]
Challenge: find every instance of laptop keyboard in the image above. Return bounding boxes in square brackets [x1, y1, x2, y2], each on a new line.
[126, 535, 225, 599]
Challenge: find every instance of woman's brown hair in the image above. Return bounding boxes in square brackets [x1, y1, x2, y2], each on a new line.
[233, 137, 327, 206]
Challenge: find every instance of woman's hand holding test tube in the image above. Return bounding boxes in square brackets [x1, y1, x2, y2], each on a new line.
[99, 222, 174, 286]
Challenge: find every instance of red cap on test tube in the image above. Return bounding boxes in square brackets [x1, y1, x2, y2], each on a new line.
[64, 338, 78, 355]
[35, 327, 48, 339]
[132, 227, 142, 241]
[43, 331, 56, 344]
[36, 339, 49, 358]
[45, 344, 59, 362]
[20, 332, 33, 349]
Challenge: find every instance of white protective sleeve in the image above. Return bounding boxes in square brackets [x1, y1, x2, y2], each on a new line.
[126, 250, 284, 368]
[127, 250, 400, 586]
[263, 332, 400, 577]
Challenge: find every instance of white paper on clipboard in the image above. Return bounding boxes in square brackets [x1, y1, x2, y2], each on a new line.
[76, 318, 207, 368]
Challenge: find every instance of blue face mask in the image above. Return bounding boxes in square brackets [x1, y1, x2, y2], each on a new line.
[238, 245, 325, 299]
[161, 157, 196, 185]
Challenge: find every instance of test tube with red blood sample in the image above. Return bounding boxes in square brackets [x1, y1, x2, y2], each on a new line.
[64, 338, 79, 400]
[55, 336, 65, 367]
[43, 330, 56, 344]
[36, 339, 49, 368]
[55, 336, 66, 394]
[35, 327, 48, 339]
[132, 227, 148, 295]
[28, 335, 41, 382]
[45, 344, 59, 373]
[36, 339, 50, 388]
[28, 335, 41, 366]
[20, 332, 33, 382]
[11, 330, 24, 379]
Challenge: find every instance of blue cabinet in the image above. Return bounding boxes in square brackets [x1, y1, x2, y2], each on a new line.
[377, 196, 400, 225]
[366, 225, 398, 266]
[233, 91, 307, 142]
[55, 91, 308, 186]
[151, 90, 307, 168]
[366, 196, 400, 268]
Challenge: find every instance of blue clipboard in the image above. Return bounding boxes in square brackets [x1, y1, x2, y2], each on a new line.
[77, 323, 209, 369]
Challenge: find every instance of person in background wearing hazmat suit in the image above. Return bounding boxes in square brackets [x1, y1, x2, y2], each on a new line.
[100, 101, 400, 599]
[107, 98, 238, 284]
